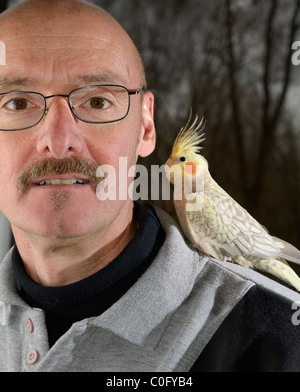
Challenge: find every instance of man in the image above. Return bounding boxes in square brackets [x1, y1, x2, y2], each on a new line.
[0, 0, 299, 373]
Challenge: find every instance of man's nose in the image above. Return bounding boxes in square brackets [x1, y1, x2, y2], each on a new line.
[36, 97, 85, 158]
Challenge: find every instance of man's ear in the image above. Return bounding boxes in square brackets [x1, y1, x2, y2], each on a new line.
[137, 91, 156, 158]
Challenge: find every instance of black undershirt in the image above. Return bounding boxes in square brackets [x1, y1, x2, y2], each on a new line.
[12, 202, 166, 347]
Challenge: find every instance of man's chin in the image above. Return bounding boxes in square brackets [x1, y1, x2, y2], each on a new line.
[12, 192, 106, 239]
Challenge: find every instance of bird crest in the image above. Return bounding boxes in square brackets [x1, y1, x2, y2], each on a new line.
[172, 112, 206, 158]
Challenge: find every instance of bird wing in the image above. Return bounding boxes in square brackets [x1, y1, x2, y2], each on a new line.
[184, 182, 281, 261]
[272, 236, 300, 265]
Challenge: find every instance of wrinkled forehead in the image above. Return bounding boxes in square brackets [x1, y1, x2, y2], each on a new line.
[0, 7, 141, 90]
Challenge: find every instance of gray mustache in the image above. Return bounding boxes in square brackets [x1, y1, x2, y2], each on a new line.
[17, 156, 101, 194]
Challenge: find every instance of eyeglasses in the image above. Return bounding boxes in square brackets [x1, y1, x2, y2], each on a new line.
[0, 84, 145, 131]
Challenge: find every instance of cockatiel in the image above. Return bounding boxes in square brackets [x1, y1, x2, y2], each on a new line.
[165, 114, 300, 291]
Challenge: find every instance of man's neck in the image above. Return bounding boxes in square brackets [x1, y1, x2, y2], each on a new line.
[11, 210, 136, 287]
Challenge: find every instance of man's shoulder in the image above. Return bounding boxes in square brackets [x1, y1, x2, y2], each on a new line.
[190, 280, 300, 371]
[207, 257, 300, 303]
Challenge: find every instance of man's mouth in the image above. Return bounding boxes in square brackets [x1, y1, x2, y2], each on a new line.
[17, 156, 101, 195]
[35, 178, 90, 186]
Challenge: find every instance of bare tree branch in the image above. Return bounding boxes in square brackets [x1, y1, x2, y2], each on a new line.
[271, 0, 300, 129]
[225, 0, 248, 196]
[262, 0, 278, 132]
[250, 0, 299, 207]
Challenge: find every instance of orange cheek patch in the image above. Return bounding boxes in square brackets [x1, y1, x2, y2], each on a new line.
[185, 162, 198, 175]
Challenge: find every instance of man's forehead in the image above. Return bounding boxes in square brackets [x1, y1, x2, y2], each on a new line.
[1, 30, 119, 50]
[0, 29, 133, 89]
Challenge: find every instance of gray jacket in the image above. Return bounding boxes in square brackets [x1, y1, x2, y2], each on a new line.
[0, 207, 300, 372]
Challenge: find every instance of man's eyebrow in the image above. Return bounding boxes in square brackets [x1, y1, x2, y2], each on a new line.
[0, 76, 34, 90]
[75, 73, 127, 86]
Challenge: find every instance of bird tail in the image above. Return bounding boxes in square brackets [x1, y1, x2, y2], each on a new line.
[272, 236, 300, 265]
[254, 258, 300, 292]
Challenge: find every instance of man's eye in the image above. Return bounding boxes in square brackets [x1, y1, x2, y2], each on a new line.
[6, 98, 32, 111]
[85, 97, 110, 109]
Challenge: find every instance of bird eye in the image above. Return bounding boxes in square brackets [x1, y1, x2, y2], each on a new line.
[179, 156, 187, 162]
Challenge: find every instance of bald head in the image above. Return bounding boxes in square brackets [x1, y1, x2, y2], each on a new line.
[0, 0, 146, 88]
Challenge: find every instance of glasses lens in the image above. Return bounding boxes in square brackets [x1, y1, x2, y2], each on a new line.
[69, 85, 129, 123]
[0, 92, 45, 131]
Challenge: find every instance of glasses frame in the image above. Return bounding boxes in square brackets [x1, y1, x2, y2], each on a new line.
[0, 84, 146, 131]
